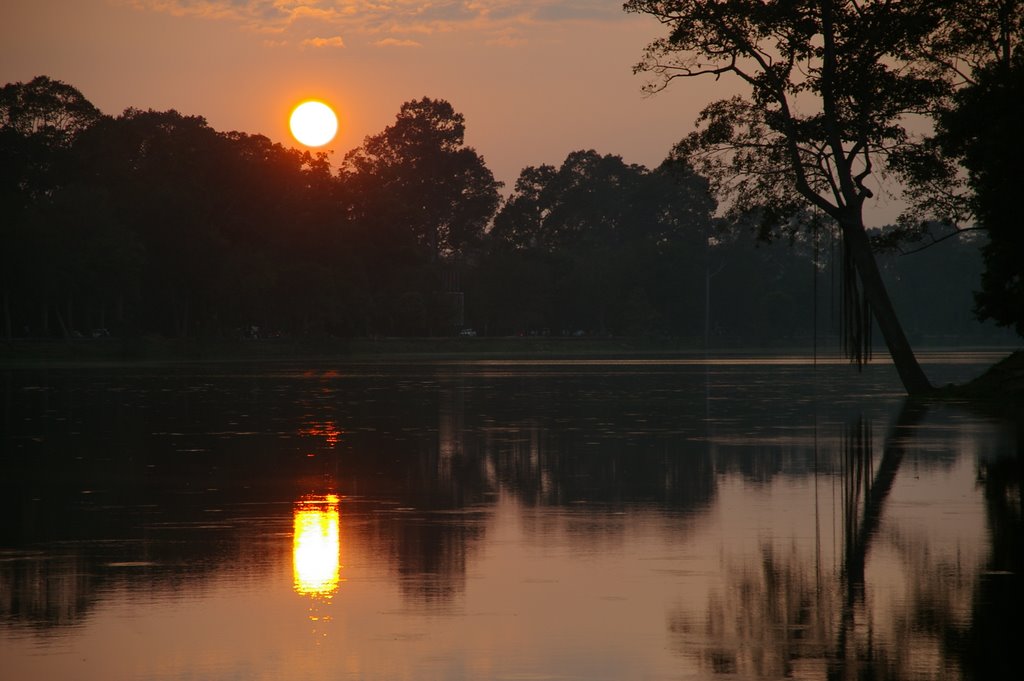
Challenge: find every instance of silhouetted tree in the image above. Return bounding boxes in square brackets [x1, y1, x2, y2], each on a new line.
[342, 98, 501, 262]
[943, 58, 1024, 337]
[204, 131, 338, 335]
[338, 98, 501, 335]
[70, 110, 336, 337]
[624, 0, 948, 394]
[0, 75, 100, 160]
[875, 1, 1023, 339]
[915, 2, 1024, 337]
[0, 76, 102, 340]
[75, 109, 232, 336]
[482, 150, 714, 335]
[2, 73, 1011, 347]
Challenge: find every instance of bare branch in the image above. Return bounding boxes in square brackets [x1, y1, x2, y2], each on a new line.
[895, 225, 983, 256]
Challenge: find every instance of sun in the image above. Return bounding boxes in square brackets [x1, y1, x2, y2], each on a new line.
[289, 100, 338, 147]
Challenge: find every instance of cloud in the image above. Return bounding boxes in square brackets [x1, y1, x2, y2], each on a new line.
[124, 0, 243, 20]
[302, 35, 345, 47]
[123, 1, 627, 46]
[286, 5, 347, 24]
[532, 2, 623, 23]
[486, 33, 527, 48]
[373, 37, 421, 48]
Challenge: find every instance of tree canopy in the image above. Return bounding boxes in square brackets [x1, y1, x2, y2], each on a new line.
[623, 0, 987, 394]
[479, 150, 715, 336]
[0, 74, 1011, 353]
[903, 1, 1024, 337]
[942, 56, 1024, 336]
[341, 97, 501, 261]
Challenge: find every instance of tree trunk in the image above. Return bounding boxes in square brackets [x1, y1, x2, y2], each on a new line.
[2, 289, 10, 343]
[181, 301, 189, 338]
[840, 217, 932, 395]
[66, 295, 74, 337]
[53, 303, 70, 343]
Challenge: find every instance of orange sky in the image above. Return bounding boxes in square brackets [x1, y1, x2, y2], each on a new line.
[1, 0, 905, 222]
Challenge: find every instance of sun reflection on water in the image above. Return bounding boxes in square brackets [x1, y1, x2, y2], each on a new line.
[297, 421, 342, 447]
[293, 494, 341, 599]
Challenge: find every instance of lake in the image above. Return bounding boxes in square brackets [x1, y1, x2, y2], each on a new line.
[1, 352, 1020, 680]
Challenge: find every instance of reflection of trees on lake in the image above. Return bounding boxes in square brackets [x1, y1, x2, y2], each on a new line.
[3, 363, 1019, 669]
[341, 370, 718, 604]
[0, 554, 96, 630]
[0, 364, 796, 628]
[670, 542, 839, 678]
[0, 365, 722, 623]
[358, 507, 490, 608]
[0, 507, 288, 631]
[669, 404, 1019, 680]
[954, 431, 1023, 680]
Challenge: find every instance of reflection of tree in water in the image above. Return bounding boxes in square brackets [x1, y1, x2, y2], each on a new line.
[343, 372, 718, 604]
[0, 554, 95, 630]
[0, 511, 288, 631]
[6, 364, 1016, 660]
[953, 428, 1022, 680]
[458, 367, 719, 510]
[487, 424, 716, 509]
[670, 542, 839, 678]
[0, 364, 800, 626]
[360, 509, 490, 608]
[666, 411, 885, 678]
[298, 377, 495, 608]
[670, 402, 1020, 680]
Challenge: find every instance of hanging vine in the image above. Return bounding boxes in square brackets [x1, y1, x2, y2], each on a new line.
[840, 239, 873, 369]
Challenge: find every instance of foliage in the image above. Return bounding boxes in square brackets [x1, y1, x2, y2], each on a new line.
[341, 98, 502, 261]
[1, 76, 104, 339]
[623, 0, 953, 394]
[625, 0, 945, 226]
[919, 0, 1024, 79]
[0, 75, 101, 154]
[893, 1, 1024, 337]
[0, 75, 1010, 349]
[482, 150, 714, 336]
[940, 55, 1024, 335]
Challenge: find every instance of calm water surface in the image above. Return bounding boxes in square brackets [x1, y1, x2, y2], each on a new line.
[1, 352, 1020, 680]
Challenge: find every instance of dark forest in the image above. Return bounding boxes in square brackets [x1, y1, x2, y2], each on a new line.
[0, 77, 1014, 349]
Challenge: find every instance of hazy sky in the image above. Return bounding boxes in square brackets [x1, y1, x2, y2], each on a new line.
[3, 0, 912, 222]
[1, 1, 726, 186]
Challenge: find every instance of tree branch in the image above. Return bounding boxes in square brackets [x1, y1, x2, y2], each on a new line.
[895, 224, 983, 255]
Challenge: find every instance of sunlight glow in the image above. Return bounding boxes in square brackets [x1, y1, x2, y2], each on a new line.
[289, 100, 338, 147]
[298, 421, 342, 447]
[293, 494, 341, 597]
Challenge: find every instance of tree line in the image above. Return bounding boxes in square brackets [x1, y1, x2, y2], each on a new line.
[624, 0, 1022, 394]
[0, 70, 1015, 348]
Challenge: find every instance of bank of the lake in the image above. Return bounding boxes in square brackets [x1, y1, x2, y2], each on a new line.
[4, 337, 1023, 406]
[0, 335, 799, 367]
[936, 348, 1024, 404]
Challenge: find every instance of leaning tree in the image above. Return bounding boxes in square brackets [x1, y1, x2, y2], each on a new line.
[624, 0, 951, 394]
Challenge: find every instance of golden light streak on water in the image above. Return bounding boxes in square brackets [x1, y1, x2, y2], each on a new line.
[292, 494, 341, 598]
[297, 421, 342, 447]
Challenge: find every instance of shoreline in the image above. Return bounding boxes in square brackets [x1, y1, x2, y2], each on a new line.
[0, 336, 1017, 369]
[0, 336, 738, 368]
